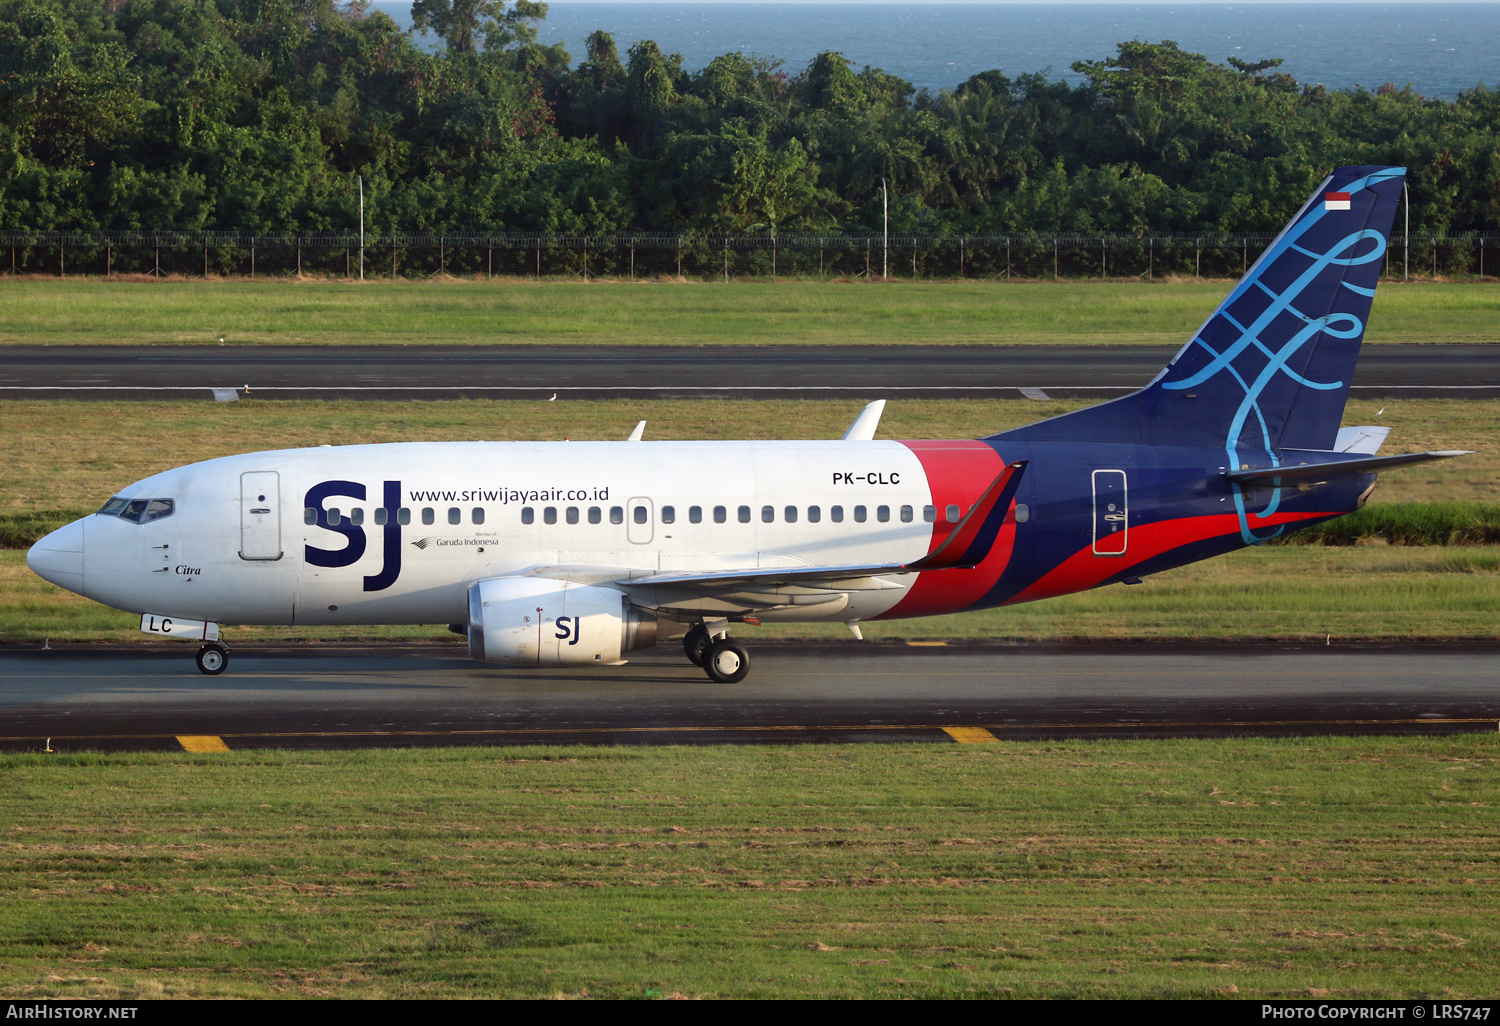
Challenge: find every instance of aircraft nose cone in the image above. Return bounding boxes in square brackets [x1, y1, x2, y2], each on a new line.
[27, 519, 85, 592]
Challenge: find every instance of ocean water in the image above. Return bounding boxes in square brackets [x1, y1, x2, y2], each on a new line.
[369, 2, 1500, 99]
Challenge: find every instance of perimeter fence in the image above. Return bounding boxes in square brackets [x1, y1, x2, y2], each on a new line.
[1, 229, 1496, 281]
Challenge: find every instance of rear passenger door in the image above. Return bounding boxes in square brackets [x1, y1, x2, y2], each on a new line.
[1091, 469, 1128, 555]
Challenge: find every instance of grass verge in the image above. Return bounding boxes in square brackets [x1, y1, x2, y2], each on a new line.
[1277, 502, 1500, 546]
[0, 278, 1495, 346]
[1, 738, 1495, 999]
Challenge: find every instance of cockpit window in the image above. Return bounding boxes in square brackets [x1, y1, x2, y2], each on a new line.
[142, 499, 174, 523]
[97, 496, 128, 516]
[117, 498, 175, 524]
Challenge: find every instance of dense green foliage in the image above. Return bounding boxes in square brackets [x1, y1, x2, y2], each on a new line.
[4, 0, 1499, 235]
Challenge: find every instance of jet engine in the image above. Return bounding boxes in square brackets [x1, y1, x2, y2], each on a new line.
[466, 576, 658, 666]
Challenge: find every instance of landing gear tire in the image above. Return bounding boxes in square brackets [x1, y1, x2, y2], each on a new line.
[195, 643, 229, 676]
[703, 638, 750, 684]
[683, 625, 712, 667]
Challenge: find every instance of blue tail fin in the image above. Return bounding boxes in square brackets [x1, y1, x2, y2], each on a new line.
[993, 166, 1406, 453]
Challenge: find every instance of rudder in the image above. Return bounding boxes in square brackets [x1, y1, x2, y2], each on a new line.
[993, 166, 1407, 454]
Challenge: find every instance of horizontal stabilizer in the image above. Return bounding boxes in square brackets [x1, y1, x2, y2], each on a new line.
[1334, 425, 1390, 454]
[1228, 450, 1470, 484]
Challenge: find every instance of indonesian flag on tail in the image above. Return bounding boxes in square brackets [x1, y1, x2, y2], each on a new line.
[1325, 191, 1352, 211]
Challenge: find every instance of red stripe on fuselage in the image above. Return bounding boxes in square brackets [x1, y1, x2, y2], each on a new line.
[881, 440, 1015, 619]
[1000, 509, 1340, 606]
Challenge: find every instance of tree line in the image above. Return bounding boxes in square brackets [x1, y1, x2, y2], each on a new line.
[3, 0, 1497, 238]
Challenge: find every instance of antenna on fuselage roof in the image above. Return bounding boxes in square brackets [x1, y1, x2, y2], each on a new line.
[627, 421, 646, 442]
[842, 400, 886, 441]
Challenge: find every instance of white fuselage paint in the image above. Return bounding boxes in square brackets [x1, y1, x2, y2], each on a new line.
[73, 441, 943, 627]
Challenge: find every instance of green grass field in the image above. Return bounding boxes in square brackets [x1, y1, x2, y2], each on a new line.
[2, 299, 1496, 1001]
[2, 738, 1495, 999]
[0, 278, 1496, 346]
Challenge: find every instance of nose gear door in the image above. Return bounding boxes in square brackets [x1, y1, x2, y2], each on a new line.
[1092, 469, 1128, 555]
[240, 471, 283, 561]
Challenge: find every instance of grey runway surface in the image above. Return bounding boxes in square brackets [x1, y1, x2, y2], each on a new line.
[1, 643, 1495, 753]
[3, 344, 1500, 400]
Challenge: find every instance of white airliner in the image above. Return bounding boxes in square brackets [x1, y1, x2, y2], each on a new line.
[25, 167, 1465, 682]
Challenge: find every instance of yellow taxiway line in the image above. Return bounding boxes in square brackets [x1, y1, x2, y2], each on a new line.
[175, 735, 231, 752]
[3, 716, 1495, 751]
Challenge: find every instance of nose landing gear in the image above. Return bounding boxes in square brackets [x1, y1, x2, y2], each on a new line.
[195, 642, 229, 676]
[684, 622, 751, 683]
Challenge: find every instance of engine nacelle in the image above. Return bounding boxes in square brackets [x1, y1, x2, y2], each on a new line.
[466, 577, 657, 666]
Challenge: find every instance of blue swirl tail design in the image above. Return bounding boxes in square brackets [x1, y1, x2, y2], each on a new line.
[990, 166, 1407, 543]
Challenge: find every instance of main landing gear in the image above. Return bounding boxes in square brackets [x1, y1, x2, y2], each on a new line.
[195, 642, 229, 676]
[683, 623, 750, 684]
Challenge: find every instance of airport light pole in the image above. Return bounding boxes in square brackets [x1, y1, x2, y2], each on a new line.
[358, 175, 365, 281]
[879, 177, 888, 280]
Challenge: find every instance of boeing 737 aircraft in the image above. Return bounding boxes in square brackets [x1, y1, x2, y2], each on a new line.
[28, 166, 1467, 681]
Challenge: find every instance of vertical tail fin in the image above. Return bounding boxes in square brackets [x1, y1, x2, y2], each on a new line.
[994, 166, 1407, 453]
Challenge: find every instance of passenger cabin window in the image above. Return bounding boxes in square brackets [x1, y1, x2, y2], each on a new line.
[738, 505, 751, 524]
[610, 506, 624, 525]
[714, 506, 728, 524]
[661, 505, 675, 525]
[304, 507, 317, 526]
[421, 507, 435, 526]
[374, 508, 389, 526]
[946, 504, 961, 523]
[566, 506, 579, 525]
[398, 507, 412, 526]
[588, 506, 602, 525]
[521, 507, 535, 524]
[633, 506, 648, 525]
[689, 506, 703, 524]
[808, 505, 821, 523]
[472, 508, 484, 525]
[761, 506, 774, 524]
[877, 505, 891, 523]
[97, 497, 128, 516]
[327, 508, 342, 526]
[923, 505, 936, 523]
[351, 508, 364, 526]
[784, 505, 798, 524]
[900, 505, 913, 523]
[831, 505, 844, 523]
[544, 507, 558, 525]
[447, 507, 461, 525]
[853, 505, 867, 523]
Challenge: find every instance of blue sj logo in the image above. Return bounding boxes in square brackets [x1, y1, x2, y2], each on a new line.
[304, 480, 402, 592]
